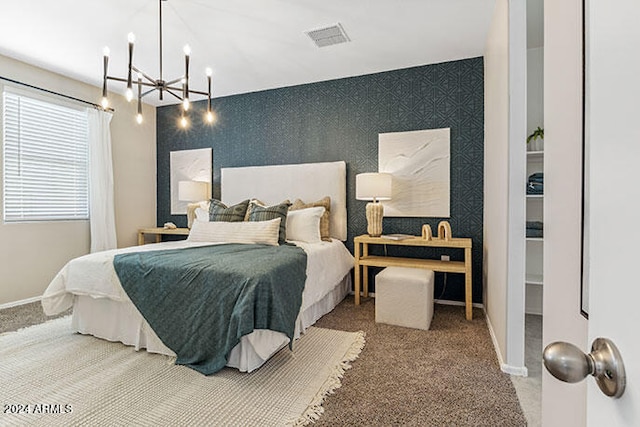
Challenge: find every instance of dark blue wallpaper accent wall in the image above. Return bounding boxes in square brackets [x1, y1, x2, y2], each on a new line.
[156, 57, 484, 304]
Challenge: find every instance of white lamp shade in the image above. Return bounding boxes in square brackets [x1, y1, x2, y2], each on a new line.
[356, 173, 392, 201]
[178, 180, 208, 202]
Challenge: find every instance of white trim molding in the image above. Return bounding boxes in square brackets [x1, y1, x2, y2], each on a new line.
[485, 307, 528, 376]
[0, 296, 42, 311]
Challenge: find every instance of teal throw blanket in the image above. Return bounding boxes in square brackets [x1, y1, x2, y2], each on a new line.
[113, 243, 307, 375]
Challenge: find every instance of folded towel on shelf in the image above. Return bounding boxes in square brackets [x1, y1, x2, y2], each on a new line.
[526, 172, 544, 195]
[526, 221, 544, 238]
[527, 182, 544, 194]
[528, 172, 544, 183]
[526, 228, 543, 238]
[526, 221, 544, 230]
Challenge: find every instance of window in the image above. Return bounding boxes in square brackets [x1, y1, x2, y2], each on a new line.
[3, 88, 89, 222]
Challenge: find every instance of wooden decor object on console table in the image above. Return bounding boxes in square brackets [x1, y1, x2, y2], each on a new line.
[437, 221, 452, 241]
[421, 224, 433, 240]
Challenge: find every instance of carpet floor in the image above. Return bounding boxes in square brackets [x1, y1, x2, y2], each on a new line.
[313, 297, 526, 426]
[2, 297, 526, 426]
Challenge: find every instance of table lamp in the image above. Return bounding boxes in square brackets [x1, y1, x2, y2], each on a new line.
[356, 173, 392, 237]
[179, 180, 208, 228]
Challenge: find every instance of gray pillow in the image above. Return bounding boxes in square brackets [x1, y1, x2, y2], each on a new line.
[208, 199, 249, 222]
[247, 201, 291, 244]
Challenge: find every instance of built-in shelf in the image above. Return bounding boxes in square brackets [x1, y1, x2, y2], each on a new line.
[526, 146, 543, 317]
[526, 273, 544, 285]
[526, 150, 544, 160]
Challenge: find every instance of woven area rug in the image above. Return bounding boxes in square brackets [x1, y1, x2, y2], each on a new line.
[0, 317, 365, 427]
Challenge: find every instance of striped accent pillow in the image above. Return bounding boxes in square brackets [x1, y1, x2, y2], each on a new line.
[247, 201, 292, 244]
[209, 199, 249, 222]
[188, 218, 281, 246]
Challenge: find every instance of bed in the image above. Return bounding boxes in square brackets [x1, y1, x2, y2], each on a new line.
[42, 161, 354, 374]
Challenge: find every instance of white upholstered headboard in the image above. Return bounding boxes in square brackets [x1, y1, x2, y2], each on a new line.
[221, 161, 347, 241]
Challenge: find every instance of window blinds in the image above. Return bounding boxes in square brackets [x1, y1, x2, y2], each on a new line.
[3, 89, 89, 222]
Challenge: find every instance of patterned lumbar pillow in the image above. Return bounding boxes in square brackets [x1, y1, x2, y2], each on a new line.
[208, 199, 250, 222]
[247, 201, 292, 244]
[290, 196, 331, 241]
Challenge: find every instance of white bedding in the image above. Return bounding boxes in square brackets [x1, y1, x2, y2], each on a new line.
[42, 239, 354, 372]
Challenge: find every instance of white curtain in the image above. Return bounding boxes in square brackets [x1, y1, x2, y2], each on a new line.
[88, 109, 117, 253]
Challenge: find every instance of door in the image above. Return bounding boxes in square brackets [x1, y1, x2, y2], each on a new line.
[584, 0, 640, 424]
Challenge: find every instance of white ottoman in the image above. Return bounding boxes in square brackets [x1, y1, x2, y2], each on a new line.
[375, 267, 434, 330]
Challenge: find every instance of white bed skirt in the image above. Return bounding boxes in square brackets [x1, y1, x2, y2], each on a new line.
[72, 274, 350, 373]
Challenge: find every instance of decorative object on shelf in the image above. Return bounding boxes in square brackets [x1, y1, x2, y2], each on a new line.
[179, 180, 209, 228]
[163, 222, 177, 229]
[379, 128, 450, 217]
[526, 126, 544, 151]
[421, 224, 433, 240]
[437, 221, 452, 241]
[100, 0, 215, 127]
[356, 173, 392, 237]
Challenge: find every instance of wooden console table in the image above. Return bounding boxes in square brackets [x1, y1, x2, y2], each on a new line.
[353, 234, 473, 320]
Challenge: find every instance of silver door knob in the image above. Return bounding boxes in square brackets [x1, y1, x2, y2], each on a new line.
[543, 338, 626, 398]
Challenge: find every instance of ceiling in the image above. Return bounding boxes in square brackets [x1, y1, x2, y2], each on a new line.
[0, 0, 496, 106]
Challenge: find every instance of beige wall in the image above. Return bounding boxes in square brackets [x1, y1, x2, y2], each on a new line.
[0, 54, 156, 306]
[542, 0, 588, 424]
[483, 0, 510, 364]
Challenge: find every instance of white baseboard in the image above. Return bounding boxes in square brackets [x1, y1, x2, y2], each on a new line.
[484, 307, 528, 377]
[0, 296, 42, 310]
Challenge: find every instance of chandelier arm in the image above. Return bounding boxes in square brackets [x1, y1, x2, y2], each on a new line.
[187, 89, 209, 97]
[165, 77, 184, 86]
[131, 66, 156, 84]
[105, 76, 128, 83]
[165, 85, 209, 97]
[141, 88, 157, 98]
[163, 88, 184, 101]
[107, 75, 158, 89]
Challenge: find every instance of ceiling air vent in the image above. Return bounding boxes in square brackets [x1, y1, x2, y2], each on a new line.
[305, 23, 350, 48]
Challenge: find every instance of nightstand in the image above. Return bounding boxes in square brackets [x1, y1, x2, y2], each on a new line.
[137, 227, 190, 245]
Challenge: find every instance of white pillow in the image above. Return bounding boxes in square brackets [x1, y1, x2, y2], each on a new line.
[188, 217, 281, 246]
[195, 207, 209, 222]
[285, 206, 325, 243]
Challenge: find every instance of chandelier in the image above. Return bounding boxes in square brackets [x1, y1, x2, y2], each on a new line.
[100, 0, 214, 127]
